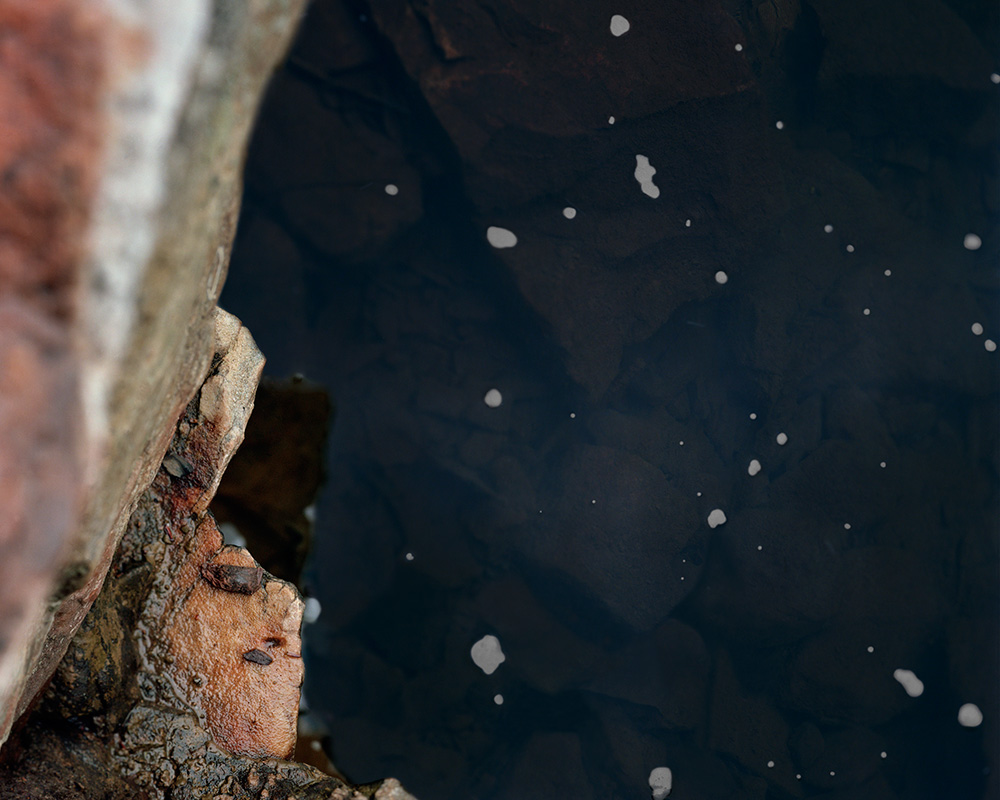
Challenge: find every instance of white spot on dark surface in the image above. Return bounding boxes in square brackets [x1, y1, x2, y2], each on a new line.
[776, 432, 788, 445]
[964, 233, 982, 250]
[863, 308, 871, 316]
[610, 14, 630, 36]
[958, 704, 983, 727]
[748, 459, 762, 476]
[775, 121, 784, 130]
[384, 183, 398, 195]
[846, 244, 855, 252]
[494, 694, 504, 705]
[685, 219, 691, 227]
[884, 269, 892, 276]
[484, 388, 503, 407]
[608, 115, 616, 124]
[987, 339, 997, 352]
[486, 226, 517, 248]
[303, 597, 322, 624]
[648, 767, 672, 799]
[471, 635, 506, 675]
[992, 73, 1000, 84]
[881, 752, 887, 759]
[707, 509, 727, 528]
[405, 552, 414, 561]
[972, 322, 984, 335]
[563, 207, 577, 219]
[880, 461, 886, 468]
[715, 271, 728, 284]
[868, 645, 875, 653]
[634, 155, 660, 199]
[824, 224, 834, 233]
[893, 668, 924, 697]
[844, 523, 852, 530]
[767, 760, 774, 768]
[570, 412, 576, 418]
[749, 412, 757, 420]
[734, 43, 743, 51]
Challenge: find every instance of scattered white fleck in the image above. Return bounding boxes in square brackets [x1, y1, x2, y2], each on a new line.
[846, 244, 855, 253]
[570, 412, 576, 418]
[715, 270, 729, 284]
[880, 461, 886, 468]
[992, 73, 1000, 84]
[471, 635, 506, 675]
[610, 14, 630, 36]
[757, 545, 763, 551]
[539, 509, 543, 514]
[734, 43, 743, 52]
[696, 491, 702, 497]
[972, 322, 984, 335]
[824, 224, 834, 233]
[563, 207, 577, 219]
[796, 774, 802, 780]
[303, 504, 316, 523]
[303, 597, 322, 625]
[486, 226, 517, 249]
[776, 432, 788, 445]
[405, 552, 414, 561]
[748, 459, 762, 476]
[881, 752, 887, 759]
[830, 771, 836, 777]
[863, 308, 871, 316]
[494, 694, 504, 706]
[680, 576, 685, 581]
[987, 339, 997, 352]
[679, 441, 684, 446]
[685, 219, 691, 227]
[484, 388, 503, 408]
[609, 116, 616, 125]
[867, 645, 875, 653]
[749, 412, 757, 420]
[893, 668, 924, 697]
[884, 269, 892, 276]
[958, 703, 984, 727]
[767, 761, 774, 768]
[384, 183, 399, 196]
[775, 121, 784, 130]
[707, 508, 727, 528]
[844, 523, 852, 530]
[682, 559, 686, 563]
[648, 767, 673, 799]
[964, 233, 982, 251]
[634, 155, 661, 199]
[311, 740, 322, 751]
[591, 499, 597, 504]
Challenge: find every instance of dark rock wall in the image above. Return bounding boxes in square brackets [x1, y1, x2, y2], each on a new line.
[222, 1, 998, 798]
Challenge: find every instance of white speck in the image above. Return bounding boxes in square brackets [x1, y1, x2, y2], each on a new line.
[696, 492, 702, 497]
[987, 339, 998, 352]
[881, 752, 887, 759]
[484, 388, 503, 407]
[863, 308, 871, 316]
[678, 441, 684, 446]
[707, 508, 727, 528]
[992, 73, 1000, 84]
[884, 269, 892, 276]
[964, 233, 982, 250]
[767, 761, 774, 768]
[680, 576, 685, 580]
[494, 694, 504, 706]
[608, 116, 616, 125]
[748, 459, 762, 476]
[634, 155, 660, 199]
[868, 645, 875, 652]
[715, 271, 729, 284]
[539, 509, 543, 514]
[591, 499, 597, 504]
[796, 774, 802, 780]
[310, 740, 322, 751]
[563, 207, 577, 219]
[384, 183, 399, 196]
[405, 552, 414, 561]
[972, 322, 984, 335]
[734, 43, 743, 52]
[486, 226, 517, 249]
[824, 224, 834, 233]
[893, 668, 924, 697]
[648, 767, 673, 799]
[844, 523, 851, 530]
[880, 461, 886, 468]
[749, 412, 757, 420]
[685, 218, 691, 227]
[757, 545, 763, 551]
[570, 412, 576, 418]
[775, 121, 784, 130]
[830, 771, 836, 777]
[846, 244, 855, 253]
[304, 504, 316, 523]
[303, 596, 322, 624]
[776, 432, 788, 445]
[471, 635, 506, 675]
[610, 14, 630, 36]
[958, 703, 984, 727]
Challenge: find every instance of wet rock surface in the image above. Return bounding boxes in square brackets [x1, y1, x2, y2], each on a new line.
[221, 0, 998, 798]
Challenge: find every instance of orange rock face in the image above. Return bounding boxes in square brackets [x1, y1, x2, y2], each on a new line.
[159, 521, 304, 759]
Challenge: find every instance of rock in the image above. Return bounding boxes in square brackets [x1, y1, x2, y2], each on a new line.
[0, 0, 310, 749]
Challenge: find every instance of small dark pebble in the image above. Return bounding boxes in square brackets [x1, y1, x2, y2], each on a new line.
[201, 563, 264, 594]
[243, 649, 274, 666]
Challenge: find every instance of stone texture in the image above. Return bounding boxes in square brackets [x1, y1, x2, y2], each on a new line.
[0, 0, 309, 749]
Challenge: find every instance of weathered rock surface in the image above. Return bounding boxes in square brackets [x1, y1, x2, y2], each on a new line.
[0, 0, 308, 750]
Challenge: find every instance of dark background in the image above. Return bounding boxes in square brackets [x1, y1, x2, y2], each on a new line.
[220, 1, 1000, 797]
